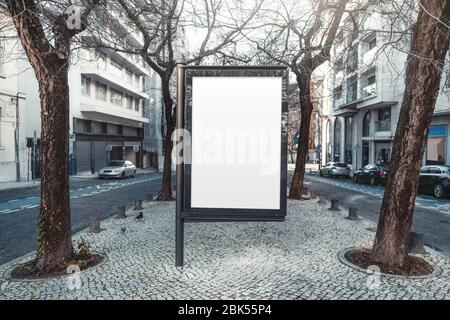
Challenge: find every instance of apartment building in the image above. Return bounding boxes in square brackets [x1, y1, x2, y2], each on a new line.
[0, 2, 41, 183]
[0, 5, 161, 182]
[328, 10, 450, 172]
[70, 47, 150, 173]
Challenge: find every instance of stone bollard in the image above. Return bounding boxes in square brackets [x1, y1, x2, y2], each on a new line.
[318, 194, 327, 204]
[302, 187, 310, 200]
[346, 207, 360, 220]
[329, 199, 340, 211]
[408, 232, 427, 255]
[134, 200, 143, 211]
[89, 216, 102, 233]
[116, 206, 126, 219]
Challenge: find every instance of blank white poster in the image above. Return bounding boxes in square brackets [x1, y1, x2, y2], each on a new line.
[190, 76, 282, 209]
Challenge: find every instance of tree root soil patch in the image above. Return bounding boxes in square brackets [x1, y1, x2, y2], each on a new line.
[345, 248, 433, 277]
[10, 253, 104, 280]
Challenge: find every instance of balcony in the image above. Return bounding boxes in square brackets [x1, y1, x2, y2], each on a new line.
[81, 66, 149, 101]
[334, 95, 346, 109]
[361, 83, 376, 98]
[81, 36, 149, 77]
[80, 98, 149, 125]
[375, 119, 391, 132]
[347, 89, 358, 104]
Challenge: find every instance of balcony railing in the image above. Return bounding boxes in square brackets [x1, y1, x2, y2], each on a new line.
[361, 83, 376, 98]
[347, 89, 358, 103]
[334, 95, 345, 109]
[375, 120, 391, 132]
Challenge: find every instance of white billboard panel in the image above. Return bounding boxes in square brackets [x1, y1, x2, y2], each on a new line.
[190, 76, 282, 209]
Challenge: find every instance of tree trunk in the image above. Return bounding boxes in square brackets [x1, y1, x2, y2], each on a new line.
[6, 0, 74, 270]
[33, 65, 73, 269]
[371, 0, 450, 266]
[289, 74, 313, 199]
[160, 77, 175, 200]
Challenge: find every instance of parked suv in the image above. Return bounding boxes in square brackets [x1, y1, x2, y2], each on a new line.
[320, 162, 350, 178]
[419, 166, 450, 199]
[353, 163, 389, 186]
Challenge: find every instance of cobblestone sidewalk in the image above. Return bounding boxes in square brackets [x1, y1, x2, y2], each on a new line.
[1, 200, 450, 300]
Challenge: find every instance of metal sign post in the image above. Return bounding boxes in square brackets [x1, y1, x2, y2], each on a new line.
[175, 65, 289, 267]
[175, 63, 186, 267]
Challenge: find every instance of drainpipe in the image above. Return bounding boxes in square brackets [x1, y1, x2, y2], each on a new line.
[14, 92, 25, 182]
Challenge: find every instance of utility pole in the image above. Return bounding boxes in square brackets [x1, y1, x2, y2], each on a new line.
[14, 92, 25, 182]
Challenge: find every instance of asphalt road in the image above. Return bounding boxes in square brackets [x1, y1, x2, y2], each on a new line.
[0, 173, 174, 265]
[302, 174, 450, 258]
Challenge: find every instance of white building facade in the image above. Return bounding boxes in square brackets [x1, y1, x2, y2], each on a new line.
[0, 3, 41, 183]
[0, 6, 163, 182]
[328, 10, 450, 173]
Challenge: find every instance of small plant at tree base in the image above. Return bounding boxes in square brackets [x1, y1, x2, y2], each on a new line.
[77, 238, 91, 259]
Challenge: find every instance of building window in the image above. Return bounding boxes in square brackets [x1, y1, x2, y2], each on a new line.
[445, 70, 450, 90]
[362, 68, 376, 97]
[82, 120, 92, 133]
[368, 37, 377, 51]
[0, 107, 2, 146]
[126, 69, 133, 83]
[376, 108, 391, 132]
[335, 58, 344, 73]
[347, 47, 358, 72]
[81, 76, 91, 96]
[0, 42, 5, 76]
[347, 76, 358, 103]
[344, 117, 353, 165]
[427, 125, 447, 165]
[334, 118, 342, 162]
[141, 77, 146, 92]
[126, 95, 133, 109]
[333, 85, 343, 108]
[362, 112, 371, 137]
[100, 122, 107, 134]
[135, 98, 140, 111]
[94, 50, 107, 69]
[110, 89, 123, 106]
[375, 142, 391, 164]
[362, 141, 370, 166]
[110, 60, 123, 77]
[95, 82, 107, 101]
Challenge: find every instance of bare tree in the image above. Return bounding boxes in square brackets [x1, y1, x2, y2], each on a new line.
[249, 0, 350, 199]
[4, 0, 101, 270]
[371, 0, 450, 266]
[100, 0, 264, 200]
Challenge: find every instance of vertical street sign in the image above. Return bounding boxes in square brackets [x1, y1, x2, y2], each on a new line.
[175, 65, 289, 266]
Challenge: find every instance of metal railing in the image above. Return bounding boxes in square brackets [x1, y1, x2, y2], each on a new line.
[375, 119, 391, 132]
[361, 83, 376, 98]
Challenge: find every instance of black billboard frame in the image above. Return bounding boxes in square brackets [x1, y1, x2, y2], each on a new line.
[175, 65, 289, 266]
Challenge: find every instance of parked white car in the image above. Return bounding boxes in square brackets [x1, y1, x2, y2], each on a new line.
[98, 160, 136, 179]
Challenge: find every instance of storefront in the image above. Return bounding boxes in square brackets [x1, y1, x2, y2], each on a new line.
[426, 124, 448, 166]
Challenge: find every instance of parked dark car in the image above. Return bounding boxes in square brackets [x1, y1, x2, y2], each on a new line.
[419, 166, 450, 199]
[353, 163, 389, 186]
[320, 162, 350, 178]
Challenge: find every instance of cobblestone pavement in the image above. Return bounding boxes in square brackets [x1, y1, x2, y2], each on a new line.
[1, 200, 450, 300]
[306, 174, 450, 216]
